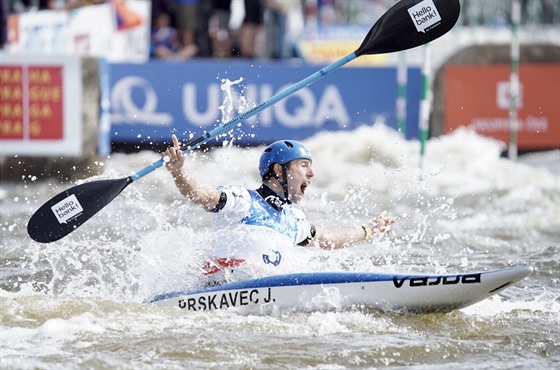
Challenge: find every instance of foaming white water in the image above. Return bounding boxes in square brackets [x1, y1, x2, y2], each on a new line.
[1, 124, 558, 369]
[1, 125, 555, 301]
[462, 291, 560, 317]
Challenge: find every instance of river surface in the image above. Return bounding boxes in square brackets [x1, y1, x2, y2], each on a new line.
[1, 125, 559, 369]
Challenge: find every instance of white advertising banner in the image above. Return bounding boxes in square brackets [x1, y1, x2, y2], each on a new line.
[7, 0, 150, 62]
[0, 55, 82, 157]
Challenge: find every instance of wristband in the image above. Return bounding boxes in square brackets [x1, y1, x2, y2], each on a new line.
[361, 224, 373, 241]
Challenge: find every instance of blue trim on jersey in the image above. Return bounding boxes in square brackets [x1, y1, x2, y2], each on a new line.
[239, 189, 299, 244]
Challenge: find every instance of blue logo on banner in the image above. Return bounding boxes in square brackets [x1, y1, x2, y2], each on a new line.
[105, 60, 421, 146]
[111, 76, 173, 126]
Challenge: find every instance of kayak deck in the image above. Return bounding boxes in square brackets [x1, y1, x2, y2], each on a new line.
[148, 265, 533, 314]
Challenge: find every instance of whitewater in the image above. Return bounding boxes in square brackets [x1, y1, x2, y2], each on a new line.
[1, 124, 559, 369]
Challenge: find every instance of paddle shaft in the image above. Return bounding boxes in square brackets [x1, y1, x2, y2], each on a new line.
[129, 52, 358, 182]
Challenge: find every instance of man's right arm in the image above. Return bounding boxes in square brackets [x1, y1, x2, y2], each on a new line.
[163, 134, 222, 212]
[169, 167, 222, 212]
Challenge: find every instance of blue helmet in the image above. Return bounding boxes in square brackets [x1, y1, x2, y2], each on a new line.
[259, 140, 313, 178]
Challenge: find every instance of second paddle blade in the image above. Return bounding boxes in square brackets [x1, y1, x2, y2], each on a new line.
[27, 178, 132, 243]
[356, 0, 460, 56]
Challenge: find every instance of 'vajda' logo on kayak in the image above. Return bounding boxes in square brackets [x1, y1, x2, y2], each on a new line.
[393, 273, 481, 288]
[51, 194, 84, 224]
[408, 0, 442, 33]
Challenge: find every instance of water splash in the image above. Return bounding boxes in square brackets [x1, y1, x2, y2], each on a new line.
[217, 77, 254, 146]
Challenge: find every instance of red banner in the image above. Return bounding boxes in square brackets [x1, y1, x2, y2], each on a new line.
[0, 65, 64, 140]
[0, 55, 82, 157]
[444, 64, 560, 150]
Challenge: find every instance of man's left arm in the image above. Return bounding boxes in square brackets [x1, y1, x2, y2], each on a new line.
[314, 211, 394, 250]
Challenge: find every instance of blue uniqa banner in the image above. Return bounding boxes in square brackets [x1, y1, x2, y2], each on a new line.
[104, 59, 421, 149]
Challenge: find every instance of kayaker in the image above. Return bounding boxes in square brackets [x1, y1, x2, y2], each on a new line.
[162, 134, 394, 285]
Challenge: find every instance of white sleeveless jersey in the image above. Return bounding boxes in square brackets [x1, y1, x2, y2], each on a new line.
[209, 185, 313, 276]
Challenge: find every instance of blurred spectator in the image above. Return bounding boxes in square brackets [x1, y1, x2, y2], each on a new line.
[264, 0, 287, 59]
[208, 0, 232, 57]
[316, 0, 337, 24]
[1, 0, 7, 48]
[151, 0, 174, 23]
[265, 0, 303, 59]
[355, 0, 386, 25]
[44, 0, 66, 10]
[171, 0, 200, 59]
[540, 0, 558, 24]
[150, 12, 183, 59]
[196, 0, 213, 57]
[240, 0, 264, 58]
[64, 0, 105, 10]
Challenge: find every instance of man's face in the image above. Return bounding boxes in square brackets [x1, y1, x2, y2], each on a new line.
[285, 159, 314, 204]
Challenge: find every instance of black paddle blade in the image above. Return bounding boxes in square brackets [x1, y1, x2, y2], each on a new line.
[356, 0, 460, 56]
[27, 178, 132, 243]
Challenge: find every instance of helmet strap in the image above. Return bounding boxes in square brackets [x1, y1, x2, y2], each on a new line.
[271, 164, 291, 205]
[281, 164, 291, 204]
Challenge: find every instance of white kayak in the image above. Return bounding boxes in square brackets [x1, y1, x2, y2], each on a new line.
[148, 265, 533, 314]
